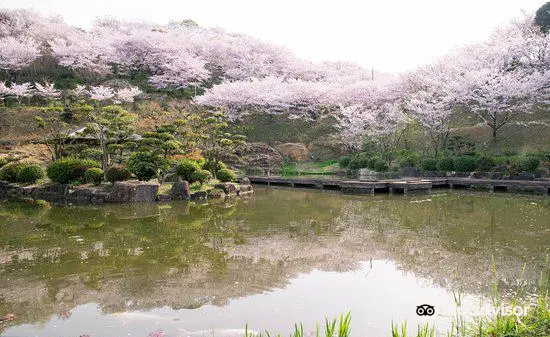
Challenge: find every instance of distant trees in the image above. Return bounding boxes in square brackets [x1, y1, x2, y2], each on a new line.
[535, 2, 550, 33]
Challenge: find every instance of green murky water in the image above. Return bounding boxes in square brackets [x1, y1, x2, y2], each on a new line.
[0, 187, 549, 337]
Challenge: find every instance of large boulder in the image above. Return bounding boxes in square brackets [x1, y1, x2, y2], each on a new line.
[107, 180, 159, 203]
[274, 143, 310, 162]
[358, 169, 380, 180]
[170, 180, 190, 200]
[242, 142, 283, 171]
[214, 183, 238, 195]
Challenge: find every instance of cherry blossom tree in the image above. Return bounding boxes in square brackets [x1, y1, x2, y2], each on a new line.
[0, 36, 41, 72]
[115, 86, 142, 103]
[89, 85, 115, 102]
[34, 81, 61, 99]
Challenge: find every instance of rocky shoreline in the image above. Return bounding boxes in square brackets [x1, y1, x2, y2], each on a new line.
[0, 179, 253, 204]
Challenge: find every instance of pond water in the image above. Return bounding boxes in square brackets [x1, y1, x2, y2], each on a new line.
[0, 187, 549, 337]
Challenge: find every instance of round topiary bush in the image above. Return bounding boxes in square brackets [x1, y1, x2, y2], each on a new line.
[190, 169, 212, 184]
[84, 168, 104, 185]
[202, 160, 227, 174]
[105, 165, 131, 184]
[72, 165, 95, 182]
[518, 156, 541, 173]
[454, 156, 478, 173]
[437, 157, 454, 172]
[421, 158, 438, 172]
[217, 168, 236, 182]
[127, 152, 159, 181]
[47, 158, 100, 184]
[373, 159, 389, 172]
[0, 161, 27, 183]
[476, 155, 496, 171]
[176, 159, 201, 181]
[338, 155, 351, 168]
[16, 164, 44, 184]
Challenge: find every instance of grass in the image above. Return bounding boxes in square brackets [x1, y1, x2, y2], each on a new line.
[280, 160, 339, 177]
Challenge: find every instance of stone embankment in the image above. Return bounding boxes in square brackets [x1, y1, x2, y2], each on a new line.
[0, 179, 253, 204]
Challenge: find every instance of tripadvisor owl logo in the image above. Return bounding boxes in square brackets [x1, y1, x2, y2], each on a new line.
[416, 304, 435, 316]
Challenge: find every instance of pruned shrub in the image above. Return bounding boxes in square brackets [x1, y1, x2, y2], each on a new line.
[421, 158, 438, 171]
[84, 168, 104, 185]
[476, 155, 495, 171]
[454, 156, 477, 172]
[72, 165, 95, 181]
[105, 165, 131, 183]
[517, 156, 541, 173]
[373, 159, 389, 172]
[127, 152, 159, 181]
[16, 164, 44, 184]
[0, 161, 27, 182]
[437, 157, 454, 172]
[190, 169, 212, 184]
[202, 160, 226, 175]
[176, 158, 201, 181]
[217, 168, 236, 182]
[339, 156, 351, 168]
[46, 158, 100, 184]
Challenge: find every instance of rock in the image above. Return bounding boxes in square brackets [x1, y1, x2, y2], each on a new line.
[241, 177, 251, 185]
[157, 194, 172, 202]
[358, 169, 380, 180]
[239, 184, 253, 194]
[214, 183, 238, 195]
[516, 171, 535, 181]
[424, 171, 446, 177]
[170, 180, 190, 200]
[207, 188, 225, 199]
[107, 180, 159, 203]
[274, 143, 310, 162]
[469, 172, 492, 179]
[401, 167, 420, 178]
[191, 191, 207, 200]
[242, 142, 283, 170]
[32, 183, 69, 201]
[448, 172, 470, 178]
[66, 188, 94, 203]
[490, 172, 502, 180]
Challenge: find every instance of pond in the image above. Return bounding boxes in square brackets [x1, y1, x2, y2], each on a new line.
[0, 187, 549, 337]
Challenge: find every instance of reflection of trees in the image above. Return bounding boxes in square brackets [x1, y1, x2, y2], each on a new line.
[0, 191, 549, 330]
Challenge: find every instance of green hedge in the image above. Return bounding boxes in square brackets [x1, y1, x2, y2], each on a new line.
[16, 165, 44, 184]
[217, 168, 236, 182]
[84, 168, 104, 185]
[105, 165, 131, 183]
[176, 159, 201, 181]
[47, 158, 100, 184]
[190, 169, 212, 184]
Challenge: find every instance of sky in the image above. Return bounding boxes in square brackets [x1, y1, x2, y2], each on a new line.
[0, 0, 547, 73]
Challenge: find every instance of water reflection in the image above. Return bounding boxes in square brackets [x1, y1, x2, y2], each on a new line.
[0, 188, 549, 337]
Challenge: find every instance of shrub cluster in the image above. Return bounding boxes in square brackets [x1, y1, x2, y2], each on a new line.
[176, 158, 201, 181]
[105, 165, 131, 183]
[190, 169, 212, 184]
[84, 168, 104, 185]
[17, 165, 45, 184]
[337, 150, 547, 175]
[0, 161, 44, 184]
[217, 168, 236, 182]
[46, 158, 100, 184]
[127, 152, 159, 181]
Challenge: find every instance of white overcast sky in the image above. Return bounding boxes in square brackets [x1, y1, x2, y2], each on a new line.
[1, 0, 547, 72]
